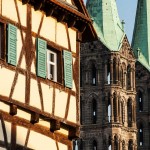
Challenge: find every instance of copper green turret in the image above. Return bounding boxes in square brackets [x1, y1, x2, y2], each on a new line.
[132, 0, 150, 71]
[86, 0, 125, 51]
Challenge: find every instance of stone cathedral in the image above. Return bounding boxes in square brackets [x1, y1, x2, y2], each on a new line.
[79, 0, 150, 150]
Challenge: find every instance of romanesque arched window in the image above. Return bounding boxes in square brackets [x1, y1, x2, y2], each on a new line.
[128, 140, 133, 150]
[121, 101, 125, 124]
[139, 123, 143, 146]
[138, 90, 143, 112]
[108, 94, 111, 122]
[120, 67, 123, 88]
[92, 99, 97, 124]
[92, 64, 96, 86]
[127, 65, 131, 90]
[93, 140, 97, 150]
[107, 61, 110, 84]
[114, 136, 118, 150]
[113, 58, 117, 84]
[113, 92, 117, 122]
[127, 99, 132, 127]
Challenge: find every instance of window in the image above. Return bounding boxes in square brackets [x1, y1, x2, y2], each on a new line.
[138, 91, 143, 112]
[47, 50, 57, 81]
[93, 140, 97, 150]
[92, 64, 96, 85]
[139, 124, 143, 146]
[36, 38, 72, 88]
[92, 99, 97, 124]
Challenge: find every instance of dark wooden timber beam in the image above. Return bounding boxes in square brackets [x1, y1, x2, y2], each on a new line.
[68, 127, 79, 140]
[67, 17, 76, 28]
[10, 104, 17, 116]
[57, 11, 68, 22]
[30, 112, 39, 124]
[22, 0, 30, 5]
[34, 0, 45, 11]
[50, 120, 60, 132]
[45, 5, 57, 17]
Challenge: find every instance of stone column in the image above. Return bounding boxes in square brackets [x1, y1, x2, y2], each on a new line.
[116, 61, 119, 84]
[105, 96, 108, 123]
[133, 68, 136, 91]
[130, 68, 133, 91]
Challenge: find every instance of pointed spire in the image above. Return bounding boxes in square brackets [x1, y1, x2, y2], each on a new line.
[86, 0, 125, 51]
[132, 0, 150, 71]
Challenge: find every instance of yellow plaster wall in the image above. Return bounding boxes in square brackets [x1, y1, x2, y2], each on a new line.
[0, 121, 4, 141]
[0, 101, 10, 113]
[30, 79, 41, 109]
[2, 0, 27, 27]
[67, 95, 76, 122]
[41, 83, 53, 114]
[40, 16, 56, 42]
[16, 109, 31, 121]
[17, 126, 28, 145]
[54, 89, 68, 118]
[4, 121, 11, 143]
[12, 74, 25, 103]
[56, 22, 68, 49]
[69, 28, 76, 53]
[38, 119, 50, 127]
[27, 131, 57, 150]
[0, 68, 15, 96]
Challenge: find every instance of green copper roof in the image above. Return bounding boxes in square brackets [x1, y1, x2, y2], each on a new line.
[86, 0, 125, 51]
[132, 0, 150, 71]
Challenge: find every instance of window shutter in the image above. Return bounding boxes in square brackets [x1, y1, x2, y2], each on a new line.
[7, 24, 17, 66]
[36, 38, 47, 78]
[63, 50, 72, 88]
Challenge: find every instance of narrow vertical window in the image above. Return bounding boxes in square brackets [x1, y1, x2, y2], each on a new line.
[108, 96, 111, 122]
[127, 65, 131, 90]
[128, 140, 133, 150]
[114, 136, 118, 150]
[47, 50, 57, 81]
[127, 99, 132, 127]
[138, 91, 143, 112]
[92, 64, 96, 85]
[93, 99, 97, 124]
[107, 62, 110, 84]
[93, 140, 97, 150]
[139, 124, 143, 146]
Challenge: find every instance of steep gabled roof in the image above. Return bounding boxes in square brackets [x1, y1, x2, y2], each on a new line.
[132, 0, 150, 71]
[86, 0, 125, 51]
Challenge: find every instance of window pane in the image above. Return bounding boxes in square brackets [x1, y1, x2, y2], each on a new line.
[50, 53, 54, 62]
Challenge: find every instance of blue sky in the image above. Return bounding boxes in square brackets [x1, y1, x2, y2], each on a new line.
[84, 0, 138, 43]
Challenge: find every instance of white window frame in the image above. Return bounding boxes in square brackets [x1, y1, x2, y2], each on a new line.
[47, 50, 57, 82]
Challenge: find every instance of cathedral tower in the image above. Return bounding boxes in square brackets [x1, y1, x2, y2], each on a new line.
[80, 0, 137, 149]
[132, 0, 150, 149]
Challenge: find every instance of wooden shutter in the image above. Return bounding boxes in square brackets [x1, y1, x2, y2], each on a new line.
[63, 50, 72, 88]
[36, 38, 47, 78]
[7, 24, 17, 66]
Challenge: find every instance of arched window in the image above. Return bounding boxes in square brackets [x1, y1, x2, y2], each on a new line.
[114, 136, 118, 150]
[92, 99, 97, 124]
[138, 91, 143, 112]
[127, 65, 131, 90]
[120, 67, 123, 88]
[113, 93, 117, 122]
[108, 136, 111, 150]
[139, 124, 143, 146]
[113, 58, 117, 84]
[128, 140, 133, 150]
[107, 62, 110, 84]
[127, 99, 132, 127]
[92, 64, 96, 86]
[108, 95, 111, 122]
[93, 140, 97, 150]
[121, 102, 125, 124]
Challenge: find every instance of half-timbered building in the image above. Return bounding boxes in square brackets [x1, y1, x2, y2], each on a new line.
[0, 0, 96, 149]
